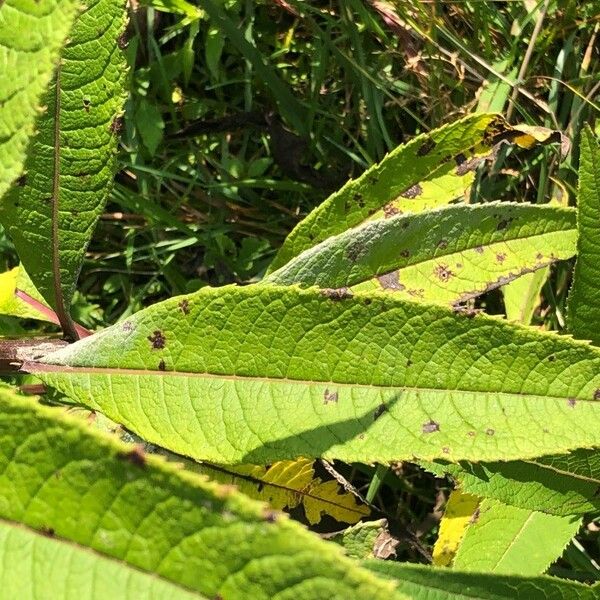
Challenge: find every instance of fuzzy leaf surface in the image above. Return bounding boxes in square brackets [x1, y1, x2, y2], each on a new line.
[266, 203, 576, 305]
[0, 387, 405, 600]
[27, 284, 600, 465]
[0, 0, 127, 331]
[0, 0, 80, 198]
[568, 127, 600, 343]
[268, 114, 565, 273]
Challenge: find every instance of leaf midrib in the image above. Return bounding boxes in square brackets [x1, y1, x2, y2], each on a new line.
[25, 362, 597, 404]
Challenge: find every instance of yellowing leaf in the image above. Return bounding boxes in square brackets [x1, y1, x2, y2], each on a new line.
[432, 489, 480, 567]
[197, 458, 370, 525]
[0, 266, 52, 322]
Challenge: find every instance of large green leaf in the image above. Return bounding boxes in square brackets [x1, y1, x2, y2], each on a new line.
[568, 126, 600, 343]
[265, 203, 576, 305]
[267, 113, 564, 273]
[452, 499, 581, 575]
[423, 450, 600, 517]
[0, 0, 127, 339]
[0, 0, 81, 199]
[364, 562, 599, 599]
[25, 284, 600, 464]
[0, 387, 405, 599]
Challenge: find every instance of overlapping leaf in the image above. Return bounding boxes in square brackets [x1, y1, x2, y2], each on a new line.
[423, 450, 600, 517]
[0, 266, 52, 321]
[0, 0, 128, 338]
[364, 561, 599, 599]
[25, 284, 600, 465]
[268, 113, 565, 273]
[266, 203, 576, 305]
[568, 126, 600, 343]
[0, 0, 81, 198]
[0, 387, 404, 599]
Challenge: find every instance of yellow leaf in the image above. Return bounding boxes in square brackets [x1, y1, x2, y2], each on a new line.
[197, 458, 370, 525]
[432, 489, 480, 567]
[0, 266, 52, 321]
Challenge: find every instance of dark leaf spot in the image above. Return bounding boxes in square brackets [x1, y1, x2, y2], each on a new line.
[422, 420, 440, 434]
[496, 252, 506, 263]
[346, 241, 365, 262]
[407, 288, 425, 298]
[548, 355, 556, 362]
[119, 445, 146, 468]
[437, 239, 448, 250]
[467, 430, 476, 437]
[158, 359, 166, 371]
[496, 218, 513, 231]
[442, 447, 450, 454]
[454, 153, 467, 166]
[323, 389, 338, 404]
[536, 253, 543, 260]
[373, 404, 388, 420]
[400, 249, 410, 258]
[82, 97, 91, 112]
[594, 389, 600, 401]
[378, 271, 405, 291]
[567, 398, 577, 408]
[117, 31, 129, 49]
[406, 359, 412, 367]
[178, 299, 190, 315]
[433, 263, 454, 282]
[474, 246, 484, 254]
[40, 526, 55, 537]
[122, 321, 134, 332]
[15, 174, 27, 187]
[486, 428, 495, 436]
[148, 330, 166, 349]
[364, 298, 372, 305]
[383, 203, 401, 218]
[354, 192, 365, 208]
[110, 116, 124, 135]
[400, 183, 423, 199]
[320, 287, 354, 300]
[417, 138, 436, 156]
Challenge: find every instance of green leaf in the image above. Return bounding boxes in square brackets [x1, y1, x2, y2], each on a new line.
[0, 0, 81, 199]
[265, 203, 576, 305]
[330, 519, 397, 560]
[267, 113, 565, 273]
[0, 520, 201, 599]
[26, 284, 600, 464]
[364, 561, 599, 599]
[568, 126, 600, 343]
[422, 450, 600, 517]
[503, 269, 549, 323]
[0, 266, 53, 321]
[453, 499, 581, 575]
[0, 0, 128, 339]
[0, 387, 404, 599]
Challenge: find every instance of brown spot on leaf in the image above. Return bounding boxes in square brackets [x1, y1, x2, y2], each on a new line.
[536, 253, 543, 260]
[417, 138, 436, 156]
[474, 246, 484, 254]
[437, 239, 448, 250]
[158, 359, 166, 371]
[110, 116, 124, 135]
[496, 218, 513, 231]
[323, 389, 338, 405]
[454, 153, 467, 166]
[354, 192, 365, 208]
[346, 241, 365, 262]
[117, 31, 129, 50]
[364, 298, 372, 306]
[178, 299, 190, 315]
[567, 398, 577, 408]
[378, 271, 405, 291]
[400, 183, 423, 199]
[467, 430, 475, 437]
[120, 444, 146, 468]
[399, 249, 410, 259]
[594, 389, 600, 401]
[383, 203, 400, 218]
[122, 321, 134, 332]
[486, 428, 495, 436]
[15, 174, 27, 187]
[422, 420, 440, 434]
[82, 98, 91, 112]
[148, 330, 166, 349]
[407, 288, 425, 298]
[469, 507, 480, 524]
[40, 526, 55, 538]
[442, 447, 450, 454]
[320, 287, 354, 300]
[455, 157, 482, 176]
[373, 404, 388, 420]
[433, 263, 454, 282]
[496, 252, 506, 263]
